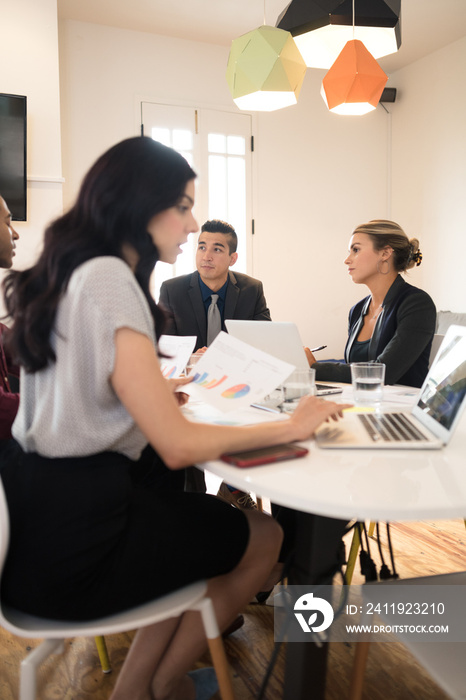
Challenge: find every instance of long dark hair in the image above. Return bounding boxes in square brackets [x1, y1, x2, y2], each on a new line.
[3, 136, 196, 372]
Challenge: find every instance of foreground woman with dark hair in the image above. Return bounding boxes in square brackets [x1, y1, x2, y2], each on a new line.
[1, 136, 346, 700]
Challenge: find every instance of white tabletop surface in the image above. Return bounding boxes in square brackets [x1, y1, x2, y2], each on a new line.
[188, 384, 466, 523]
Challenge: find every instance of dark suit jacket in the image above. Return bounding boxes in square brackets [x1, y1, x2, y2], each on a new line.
[0, 323, 20, 441]
[159, 270, 271, 351]
[314, 275, 437, 388]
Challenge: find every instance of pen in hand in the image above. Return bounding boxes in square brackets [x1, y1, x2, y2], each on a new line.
[310, 345, 327, 352]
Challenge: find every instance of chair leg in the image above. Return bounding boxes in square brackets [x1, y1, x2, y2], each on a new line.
[94, 635, 112, 673]
[20, 639, 64, 700]
[368, 522, 376, 538]
[256, 496, 263, 512]
[348, 641, 371, 700]
[345, 524, 362, 585]
[196, 597, 235, 700]
[206, 636, 235, 700]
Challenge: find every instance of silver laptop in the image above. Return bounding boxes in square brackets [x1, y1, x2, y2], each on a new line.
[316, 324, 466, 449]
[225, 320, 342, 396]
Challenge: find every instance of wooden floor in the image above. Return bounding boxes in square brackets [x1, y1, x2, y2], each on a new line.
[1, 518, 466, 699]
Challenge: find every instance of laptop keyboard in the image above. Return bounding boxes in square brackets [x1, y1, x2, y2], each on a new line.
[358, 413, 428, 443]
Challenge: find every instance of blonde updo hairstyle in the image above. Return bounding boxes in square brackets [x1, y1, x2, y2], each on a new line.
[353, 219, 422, 272]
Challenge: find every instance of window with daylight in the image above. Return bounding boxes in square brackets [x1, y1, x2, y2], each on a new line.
[141, 102, 253, 299]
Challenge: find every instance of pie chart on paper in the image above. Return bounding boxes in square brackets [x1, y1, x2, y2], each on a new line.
[221, 384, 251, 399]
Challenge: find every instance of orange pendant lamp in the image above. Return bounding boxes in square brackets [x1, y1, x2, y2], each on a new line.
[321, 38, 388, 115]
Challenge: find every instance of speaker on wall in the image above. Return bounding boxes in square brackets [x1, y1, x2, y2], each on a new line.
[380, 87, 397, 103]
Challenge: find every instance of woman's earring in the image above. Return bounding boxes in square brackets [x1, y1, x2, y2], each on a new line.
[377, 259, 390, 275]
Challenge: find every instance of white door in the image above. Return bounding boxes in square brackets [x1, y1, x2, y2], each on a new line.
[141, 102, 253, 298]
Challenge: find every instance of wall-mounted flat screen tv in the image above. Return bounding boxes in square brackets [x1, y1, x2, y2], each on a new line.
[0, 93, 27, 221]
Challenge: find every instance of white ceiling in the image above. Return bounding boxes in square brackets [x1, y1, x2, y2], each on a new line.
[57, 0, 466, 75]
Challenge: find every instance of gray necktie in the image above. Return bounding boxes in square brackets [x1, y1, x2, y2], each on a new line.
[207, 294, 221, 345]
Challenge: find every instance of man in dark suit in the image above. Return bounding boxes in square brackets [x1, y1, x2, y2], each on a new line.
[159, 219, 271, 351]
[159, 219, 272, 501]
[0, 194, 21, 465]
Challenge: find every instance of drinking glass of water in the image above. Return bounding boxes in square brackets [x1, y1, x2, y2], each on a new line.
[350, 362, 385, 408]
[282, 368, 316, 412]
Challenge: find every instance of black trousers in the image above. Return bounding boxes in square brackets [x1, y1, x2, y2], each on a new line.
[0, 439, 22, 471]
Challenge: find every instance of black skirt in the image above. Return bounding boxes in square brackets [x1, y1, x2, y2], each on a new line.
[1, 450, 249, 621]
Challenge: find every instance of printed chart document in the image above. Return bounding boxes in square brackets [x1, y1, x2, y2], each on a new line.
[181, 331, 295, 412]
[158, 335, 197, 378]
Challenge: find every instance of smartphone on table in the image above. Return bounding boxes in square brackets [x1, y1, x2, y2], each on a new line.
[220, 443, 309, 468]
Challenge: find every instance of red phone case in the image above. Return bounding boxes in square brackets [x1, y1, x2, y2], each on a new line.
[220, 444, 309, 468]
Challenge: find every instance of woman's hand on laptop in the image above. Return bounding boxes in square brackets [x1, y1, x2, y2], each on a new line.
[290, 395, 351, 439]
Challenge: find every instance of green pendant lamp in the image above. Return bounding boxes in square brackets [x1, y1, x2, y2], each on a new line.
[226, 25, 307, 111]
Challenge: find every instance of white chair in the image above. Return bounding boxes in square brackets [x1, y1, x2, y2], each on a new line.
[0, 478, 235, 700]
[429, 333, 445, 368]
[349, 571, 466, 700]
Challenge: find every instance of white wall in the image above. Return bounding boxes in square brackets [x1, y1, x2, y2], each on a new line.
[390, 35, 466, 314]
[58, 21, 237, 209]
[58, 20, 466, 358]
[254, 70, 389, 354]
[1, 0, 63, 285]
[58, 19, 392, 357]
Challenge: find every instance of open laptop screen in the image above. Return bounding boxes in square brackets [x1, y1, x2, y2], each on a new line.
[225, 320, 309, 370]
[414, 325, 466, 438]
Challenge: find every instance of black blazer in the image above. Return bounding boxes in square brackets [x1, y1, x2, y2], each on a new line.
[314, 275, 437, 387]
[159, 270, 271, 351]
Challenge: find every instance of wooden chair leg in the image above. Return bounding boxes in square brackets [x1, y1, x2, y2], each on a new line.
[345, 524, 362, 585]
[94, 635, 111, 673]
[197, 597, 235, 699]
[348, 641, 371, 700]
[256, 496, 263, 512]
[207, 635, 235, 700]
[368, 522, 376, 538]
